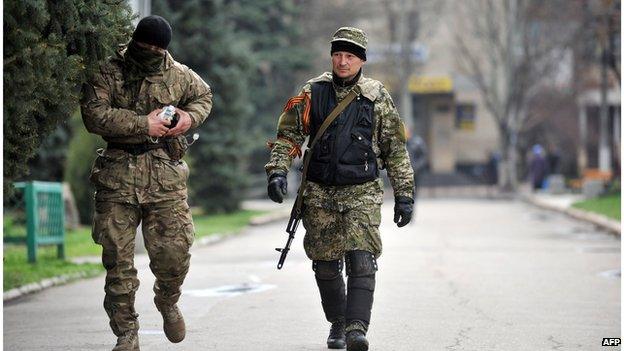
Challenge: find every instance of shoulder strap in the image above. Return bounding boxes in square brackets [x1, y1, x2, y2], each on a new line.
[293, 88, 359, 214]
[307, 89, 358, 150]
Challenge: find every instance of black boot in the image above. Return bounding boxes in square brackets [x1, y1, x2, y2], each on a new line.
[346, 329, 368, 351]
[313, 260, 347, 348]
[327, 319, 346, 349]
[344, 251, 377, 351]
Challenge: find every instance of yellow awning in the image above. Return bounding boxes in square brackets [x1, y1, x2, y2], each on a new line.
[408, 76, 453, 94]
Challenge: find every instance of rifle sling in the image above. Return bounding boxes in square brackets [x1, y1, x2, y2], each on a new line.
[293, 88, 359, 214]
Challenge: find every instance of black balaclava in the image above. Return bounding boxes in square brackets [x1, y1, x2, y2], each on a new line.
[132, 15, 172, 50]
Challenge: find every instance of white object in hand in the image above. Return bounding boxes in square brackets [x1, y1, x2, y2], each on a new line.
[158, 105, 176, 123]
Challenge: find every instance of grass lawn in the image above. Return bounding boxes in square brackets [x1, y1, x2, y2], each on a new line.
[193, 209, 265, 239]
[3, 209, 266, 290]
[572, 192, 621, 220]
[3, 247, 103, 291]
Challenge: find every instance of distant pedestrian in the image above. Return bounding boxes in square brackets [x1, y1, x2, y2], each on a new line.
[486, 151, 500, 186]
[407, 134, 428, 201]
[529, 144, 547, 190]
[546, 143, 561, 175]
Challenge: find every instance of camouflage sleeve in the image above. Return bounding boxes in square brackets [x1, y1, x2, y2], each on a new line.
[264, 86, 310, 177]
[180, 69, 213, 129]
[378, 87, 415, 200]
[80, 66, 149, 137]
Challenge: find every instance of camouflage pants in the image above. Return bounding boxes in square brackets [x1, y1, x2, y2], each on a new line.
[92, 198, 194, 336]
[302, 203, 382, 261]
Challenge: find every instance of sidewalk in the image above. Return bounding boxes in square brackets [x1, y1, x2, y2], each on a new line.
[523, 192, 621, 236]
[5, 198, 620, 350]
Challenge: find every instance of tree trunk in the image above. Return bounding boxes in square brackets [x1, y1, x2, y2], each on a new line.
[399, 77, 414, 131]
[499, 128, 519, 192]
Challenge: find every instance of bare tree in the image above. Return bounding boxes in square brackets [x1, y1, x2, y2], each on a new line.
[380, 0, 443, 131]
[454, 0, 581, 190]
[295, 0, 371, 84]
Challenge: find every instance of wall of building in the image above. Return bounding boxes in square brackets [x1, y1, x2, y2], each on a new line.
[128, 0, 151, 23]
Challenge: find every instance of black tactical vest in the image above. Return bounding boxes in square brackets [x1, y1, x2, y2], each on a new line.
[306, 81, 378, 185]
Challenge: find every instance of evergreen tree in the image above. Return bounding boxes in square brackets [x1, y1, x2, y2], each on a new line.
[3, 1, 133, 194]
[153, 0, 253, 213]
[225, 0, 311, 174]
[25, 123, 72, 181]
[65, 112, 105, 224]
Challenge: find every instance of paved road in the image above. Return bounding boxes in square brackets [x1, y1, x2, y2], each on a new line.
[4, 199, 620, 350]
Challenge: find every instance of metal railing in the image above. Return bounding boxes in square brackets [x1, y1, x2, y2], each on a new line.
[4, 181, 65, 262]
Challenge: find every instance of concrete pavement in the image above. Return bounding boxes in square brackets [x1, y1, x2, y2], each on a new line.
[524, 193, 621, 235]
[3, 199, 620, 350]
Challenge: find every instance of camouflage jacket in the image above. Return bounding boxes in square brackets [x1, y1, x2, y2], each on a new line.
[265, 72, 414, 205]
[81, 46, 213, 144]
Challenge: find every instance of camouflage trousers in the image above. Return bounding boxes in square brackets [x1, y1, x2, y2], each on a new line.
[301, 180, 383, 261]
[302, 204, 382, 260]
[90, 148, 194, 336]
[93, 198, 194, 336]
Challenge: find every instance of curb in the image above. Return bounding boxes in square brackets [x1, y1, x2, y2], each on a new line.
[524, 195, 621, 236]
[4, 211, 289, 302]
[3, 269, 102, 302]
[248, 209, 291, 226]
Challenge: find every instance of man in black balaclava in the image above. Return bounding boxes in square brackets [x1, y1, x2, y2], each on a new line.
[81, 15, 213, 351]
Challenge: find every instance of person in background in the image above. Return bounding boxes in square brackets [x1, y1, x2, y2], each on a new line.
[529, 144, 547, 190]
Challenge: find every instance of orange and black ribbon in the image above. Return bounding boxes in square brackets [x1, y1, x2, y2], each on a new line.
[283, 93, 311, 134]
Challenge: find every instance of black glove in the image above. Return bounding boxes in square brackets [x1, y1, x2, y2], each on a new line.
[394, 196, 414, 227]
[267, 172, 288, 203]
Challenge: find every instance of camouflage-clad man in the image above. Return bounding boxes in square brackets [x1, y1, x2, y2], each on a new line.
[81, 16, 212, 351]
[266, 27, 414, 351]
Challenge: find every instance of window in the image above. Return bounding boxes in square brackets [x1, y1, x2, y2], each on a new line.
[456, 103, 476, 131]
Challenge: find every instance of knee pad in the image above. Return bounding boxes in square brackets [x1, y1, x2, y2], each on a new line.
[345, 250, 377, 278]
[313, 259, 343, 280]
[345, 251, 377, 326]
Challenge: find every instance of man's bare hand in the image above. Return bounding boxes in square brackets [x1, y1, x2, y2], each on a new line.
[147, 108, 170, 137]
[165, 108, 192, 136]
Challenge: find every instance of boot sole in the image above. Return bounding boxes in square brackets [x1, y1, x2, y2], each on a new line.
[164, 330, 185, 343]
[328, 339, 346, 349]
[346, 339, 368, 351]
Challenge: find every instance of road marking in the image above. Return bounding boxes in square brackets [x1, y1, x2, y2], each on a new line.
[598, 269, 621, 279]
[139, 330, 165, 335]
[184, 283, 276, 298]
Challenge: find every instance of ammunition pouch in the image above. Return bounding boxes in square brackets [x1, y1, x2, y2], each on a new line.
[164, 135, 189, 161]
